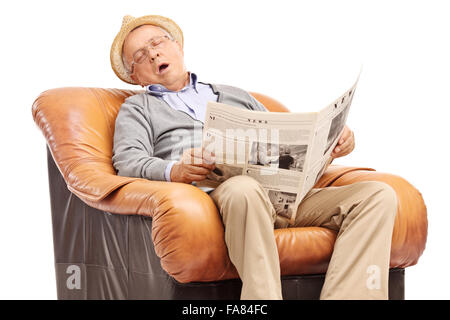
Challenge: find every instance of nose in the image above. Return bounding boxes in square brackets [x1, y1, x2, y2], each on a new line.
[147, 47, 159, 62]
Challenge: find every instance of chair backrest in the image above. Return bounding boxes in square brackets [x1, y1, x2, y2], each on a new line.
[32, 87, 289, 203]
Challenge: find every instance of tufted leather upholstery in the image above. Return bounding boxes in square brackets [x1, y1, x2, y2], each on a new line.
[32, 87, 427, 284]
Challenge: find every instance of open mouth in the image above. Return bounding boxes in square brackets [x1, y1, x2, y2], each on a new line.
[158, 63, 169, 74]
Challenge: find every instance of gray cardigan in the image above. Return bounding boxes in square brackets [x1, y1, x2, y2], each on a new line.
[112, 83, 267, 181]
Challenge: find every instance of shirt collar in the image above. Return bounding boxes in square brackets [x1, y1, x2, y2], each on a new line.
[146, 72, 199, 96]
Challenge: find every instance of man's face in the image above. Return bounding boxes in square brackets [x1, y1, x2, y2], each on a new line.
[122, 25, 186, 89]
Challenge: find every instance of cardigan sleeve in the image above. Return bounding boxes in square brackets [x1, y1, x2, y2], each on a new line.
[112, 97, 173, 181]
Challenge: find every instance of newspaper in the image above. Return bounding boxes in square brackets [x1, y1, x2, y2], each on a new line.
[198, 77, 359, 225]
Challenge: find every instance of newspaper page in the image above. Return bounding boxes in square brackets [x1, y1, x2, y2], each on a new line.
[198, 78, 359, 225]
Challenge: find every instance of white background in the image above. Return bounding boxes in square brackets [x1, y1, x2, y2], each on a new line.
[0, 0, 448, 299]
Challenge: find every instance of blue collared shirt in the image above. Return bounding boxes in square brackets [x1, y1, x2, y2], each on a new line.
[146, 72, 219, 181]
[146, 72, 218, 123]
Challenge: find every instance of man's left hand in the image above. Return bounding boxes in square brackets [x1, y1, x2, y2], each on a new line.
[331, 125, 355, 159]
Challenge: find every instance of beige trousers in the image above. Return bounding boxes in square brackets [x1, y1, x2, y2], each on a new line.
[209, 175, 398, 300]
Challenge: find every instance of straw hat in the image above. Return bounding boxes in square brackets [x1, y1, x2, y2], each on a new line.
[110, 14, 184, 85]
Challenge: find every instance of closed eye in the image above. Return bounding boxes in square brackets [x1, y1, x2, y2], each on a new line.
[133, 49, 147, 64]
[150, 37, 165, 47]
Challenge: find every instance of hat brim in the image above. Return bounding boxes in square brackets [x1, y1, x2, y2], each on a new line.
[110, 15, 184, 85]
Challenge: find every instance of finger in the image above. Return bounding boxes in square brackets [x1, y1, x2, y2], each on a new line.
[194, 161, 215, 169]
[201, 148, 216, 164]
[340, 131, 355, 153]
[338, 135, 353, 150]
[185, 173, 208, 183]
[200, 162, 216, 170]
[187, 158, 215, 170]
[189, 148, 216, 165]
[332, 145, 345, 157]
[188, 148, 205, 165]
[182, 149, 207, 165]
[185, 165, 212, 176]
[331, 149, 340, 158]
[338, 128, 351, 145]
[339, 144, 352, 156]
[333, 144, 343, 154]
[333, 137, 354, 157]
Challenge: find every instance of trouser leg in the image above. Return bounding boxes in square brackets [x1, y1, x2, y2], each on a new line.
[292, 181, 398, 299]
[209, 175, 282, 300]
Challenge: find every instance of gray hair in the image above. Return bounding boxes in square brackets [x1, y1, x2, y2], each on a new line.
[122, 26, 173, 74]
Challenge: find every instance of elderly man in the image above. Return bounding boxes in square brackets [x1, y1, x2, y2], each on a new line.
[110, 15, 397, 300]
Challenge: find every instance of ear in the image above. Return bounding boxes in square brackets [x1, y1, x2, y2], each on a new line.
[130, 73, 139, 85]
[130, 73, 144, 87]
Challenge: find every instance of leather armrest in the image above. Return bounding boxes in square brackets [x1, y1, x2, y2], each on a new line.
[32, 87, 142, 202]
[316, 165, 428, 268]
[84, 179, 232, 283]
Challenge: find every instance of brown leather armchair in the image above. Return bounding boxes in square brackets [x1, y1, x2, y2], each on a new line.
[32, 87, 427, 299]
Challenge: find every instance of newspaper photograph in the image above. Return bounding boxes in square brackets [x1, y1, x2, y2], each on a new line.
[198, 77, 359, 225]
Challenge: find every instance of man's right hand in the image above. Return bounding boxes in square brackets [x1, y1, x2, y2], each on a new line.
[170, 148, 216, 184]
